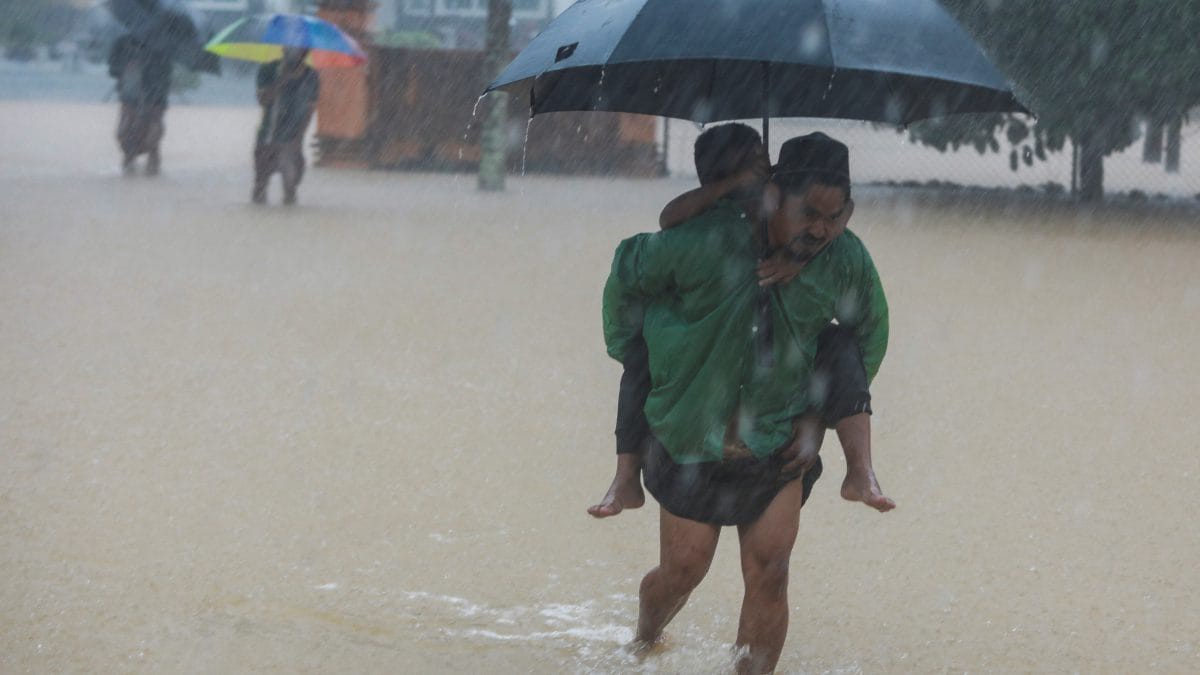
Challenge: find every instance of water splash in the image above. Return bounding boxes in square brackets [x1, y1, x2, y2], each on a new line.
[401, 590, 636, 648]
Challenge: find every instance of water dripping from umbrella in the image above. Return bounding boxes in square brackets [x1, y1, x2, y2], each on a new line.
[462, 94, 487, 160]
[521, 116, 534, 176]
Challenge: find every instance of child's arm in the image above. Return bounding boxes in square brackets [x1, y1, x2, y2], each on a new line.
[658, 164, 765, 229]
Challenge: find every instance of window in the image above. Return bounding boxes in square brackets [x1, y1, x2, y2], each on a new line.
[188, 0, 249, 10]
[437, 0, 544, 17]
[514, 0, 547, 17]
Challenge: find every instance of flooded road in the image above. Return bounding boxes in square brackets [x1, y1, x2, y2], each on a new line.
[2, 101, 1198, 673]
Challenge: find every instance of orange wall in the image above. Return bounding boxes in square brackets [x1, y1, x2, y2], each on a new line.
[315, 7, 372, 141]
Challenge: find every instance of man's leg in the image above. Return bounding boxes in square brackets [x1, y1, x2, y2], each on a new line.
[589, 335, 650, 518]
[117, 104, 137, 175]
[814, 325, 894, 512]
[252, 144, 274, 204]
[634, 507, 720, 648]
[280, 138, 305, 205]
[143, 106, 164, 176]
[733, 477, 807, 674]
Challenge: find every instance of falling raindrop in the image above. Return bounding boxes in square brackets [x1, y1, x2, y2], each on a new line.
[823, 68, 837, 100]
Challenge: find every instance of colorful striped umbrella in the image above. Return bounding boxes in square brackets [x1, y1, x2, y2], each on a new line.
[204, 13, 367, 69]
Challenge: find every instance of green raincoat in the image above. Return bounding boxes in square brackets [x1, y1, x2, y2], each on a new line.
[602, 200, 888, 464]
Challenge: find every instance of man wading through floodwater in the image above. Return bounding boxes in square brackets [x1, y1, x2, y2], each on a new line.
[601, 131, 891, 673]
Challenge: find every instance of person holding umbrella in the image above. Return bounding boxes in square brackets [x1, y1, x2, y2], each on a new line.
[603, 132, 888, 673]
[107, 33, 172, 176]
[253, 47, 319, 205]
[203, 13, 367, 205]
[105, 0, 221, 176]
[488, 0, 1025, 670]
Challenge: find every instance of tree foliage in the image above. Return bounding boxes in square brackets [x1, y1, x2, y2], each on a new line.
[907, 0, 1200, 200]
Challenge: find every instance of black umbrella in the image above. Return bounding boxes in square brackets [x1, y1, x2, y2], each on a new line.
[486, 0, 1028, 367]
[107, 0, 220, 74]
[487, 0, 1027, 147]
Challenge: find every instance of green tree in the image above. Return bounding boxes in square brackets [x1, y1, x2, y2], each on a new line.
[907, 1, 1200, 201]
[478, 0, 513, 192]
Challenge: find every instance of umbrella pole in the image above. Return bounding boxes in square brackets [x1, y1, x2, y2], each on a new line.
[756, 61, 775, 369]
[761, 62, 770, 159]
[760, 62, 771, 256]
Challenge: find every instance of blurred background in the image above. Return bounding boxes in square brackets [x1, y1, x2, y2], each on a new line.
[1, 0, 1196, 202]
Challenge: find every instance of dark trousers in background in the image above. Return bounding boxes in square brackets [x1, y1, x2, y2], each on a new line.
[253, 138, 306, 203]
[117, 103, 165, 168]
[614, 323, 872, 456]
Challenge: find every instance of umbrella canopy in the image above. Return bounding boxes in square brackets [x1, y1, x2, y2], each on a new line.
[204, 14, 367, 69]
[487, 0, 1027, 125]
[106, 0, 220, 74]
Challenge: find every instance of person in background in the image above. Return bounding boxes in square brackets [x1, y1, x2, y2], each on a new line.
[107, 33, 172, 176]
[253, 47, 319, 206]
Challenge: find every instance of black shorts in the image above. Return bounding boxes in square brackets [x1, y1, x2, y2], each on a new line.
[642, 435, 823, 526]
[615, 323, 870, 455]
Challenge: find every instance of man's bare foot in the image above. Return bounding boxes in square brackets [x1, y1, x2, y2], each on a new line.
[622, 635, 668, 661]
[841, 467, 896, 512]
[587, 473, 645, 518]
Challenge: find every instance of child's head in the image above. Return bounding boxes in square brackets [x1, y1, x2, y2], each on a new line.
[693, 123, 763, 186]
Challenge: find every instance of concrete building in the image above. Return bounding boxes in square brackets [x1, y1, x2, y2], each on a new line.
[187, 0, 313, 31]
[390, 0, 556, 50]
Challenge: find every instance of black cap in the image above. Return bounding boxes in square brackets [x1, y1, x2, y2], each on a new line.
[772, 132, 850, 180]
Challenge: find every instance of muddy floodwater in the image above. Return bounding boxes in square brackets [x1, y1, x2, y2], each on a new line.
[2, 101, 1199, 673]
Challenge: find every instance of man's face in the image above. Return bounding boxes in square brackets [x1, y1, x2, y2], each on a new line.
[769, 182, 853, 263]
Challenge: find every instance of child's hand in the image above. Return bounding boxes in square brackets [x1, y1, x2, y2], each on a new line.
[778, 418, 821, 478]
[756, 249, 805, 286]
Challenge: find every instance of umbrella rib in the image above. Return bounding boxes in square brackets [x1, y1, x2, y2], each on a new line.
[700, 59, 710, 121]
[819, 0, 838, 101]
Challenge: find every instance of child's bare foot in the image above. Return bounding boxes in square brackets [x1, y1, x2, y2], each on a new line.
[587, 473, 645, 518]
[841, 467, 895, 512]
